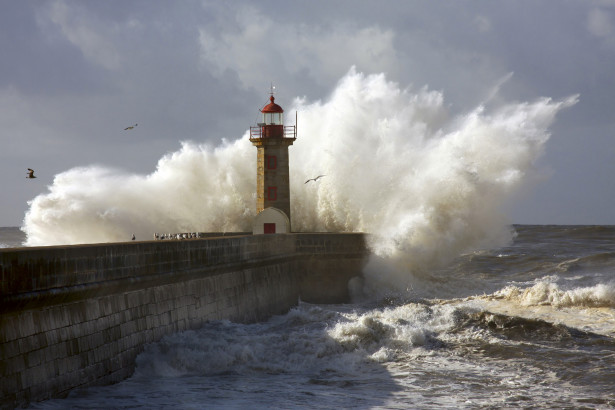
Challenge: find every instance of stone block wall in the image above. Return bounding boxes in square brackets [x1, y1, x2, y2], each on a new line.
[0, 233, 368, 408]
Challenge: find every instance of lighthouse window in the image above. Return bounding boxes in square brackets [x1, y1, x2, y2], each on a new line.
[264, 112, 283, 125]
[267, 187, 277, 200]
[266, 155, 277, 169]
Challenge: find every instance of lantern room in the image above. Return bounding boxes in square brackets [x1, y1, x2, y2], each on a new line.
[261, 96, 284, 125]
[250, 95, 296, 140]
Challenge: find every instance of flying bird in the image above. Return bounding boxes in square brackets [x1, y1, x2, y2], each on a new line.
[124, 123, 138, 130]
[26, 168, 36, 179]
[305, 175, 326, 184]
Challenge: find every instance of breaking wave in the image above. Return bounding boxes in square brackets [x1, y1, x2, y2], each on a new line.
[492, 278, 615, 308]
[22, 67, 577, 289]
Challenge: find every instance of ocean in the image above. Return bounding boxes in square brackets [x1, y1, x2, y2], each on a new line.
[6, 224, 613, 409]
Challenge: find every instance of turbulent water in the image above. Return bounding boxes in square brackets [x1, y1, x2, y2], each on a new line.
[20, 225, 614, 409]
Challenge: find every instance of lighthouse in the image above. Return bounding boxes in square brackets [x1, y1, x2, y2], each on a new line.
[250, 92, 296, 234]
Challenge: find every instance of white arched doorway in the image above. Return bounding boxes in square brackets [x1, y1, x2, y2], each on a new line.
[252, 207, 290, 234]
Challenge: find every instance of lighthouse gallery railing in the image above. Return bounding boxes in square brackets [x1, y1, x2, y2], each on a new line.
[250, 125, 296, 139]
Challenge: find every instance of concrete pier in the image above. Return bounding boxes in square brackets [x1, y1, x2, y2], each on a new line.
[0, 233, 368, 408]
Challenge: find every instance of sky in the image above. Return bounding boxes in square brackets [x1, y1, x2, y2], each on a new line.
[1, 0, 614, 227]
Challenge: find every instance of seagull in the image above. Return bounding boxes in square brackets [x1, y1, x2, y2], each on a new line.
[124, 123, 138, 130]
[305, 175, 326, 184]
[26, 168, 36, 179]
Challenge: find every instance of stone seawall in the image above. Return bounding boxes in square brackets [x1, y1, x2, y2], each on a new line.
[0, 233, 368, 408]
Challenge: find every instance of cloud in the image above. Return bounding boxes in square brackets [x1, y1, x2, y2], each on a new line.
[42, 0, 121, 70]
[198, 6, 397, 89]
[587, 7, 615, 46]
[473, 15, 492, 33]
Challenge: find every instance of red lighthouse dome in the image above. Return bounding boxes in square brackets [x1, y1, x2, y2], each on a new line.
[261, 95, 284, 113]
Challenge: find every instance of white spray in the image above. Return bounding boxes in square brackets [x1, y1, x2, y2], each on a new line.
[22, 68, 577, 292]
